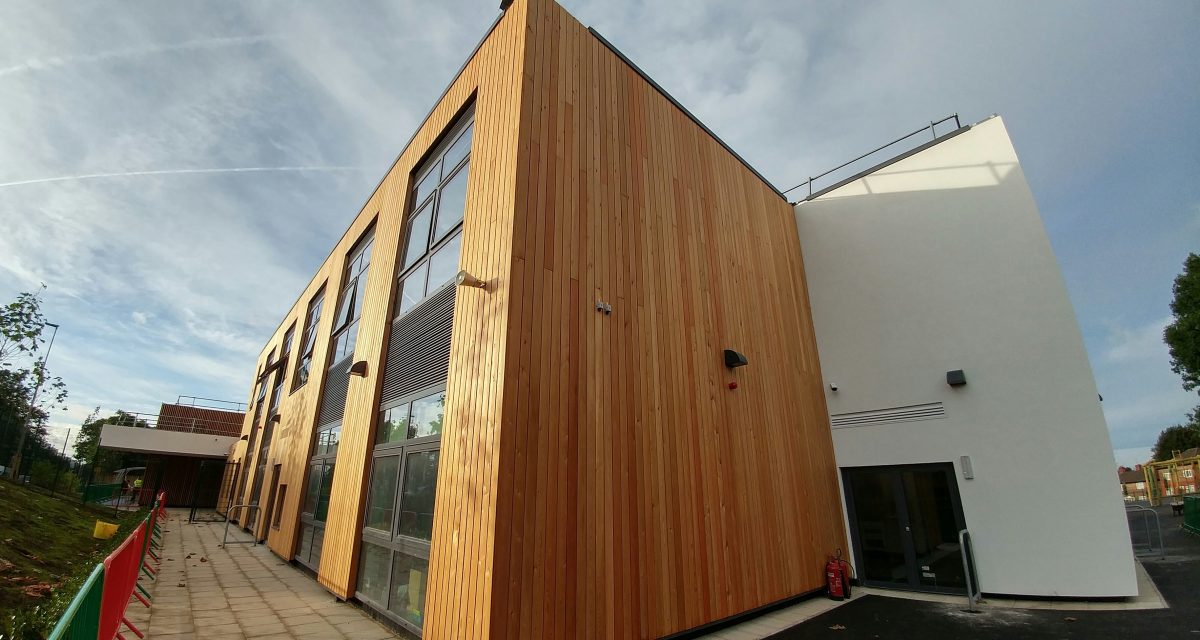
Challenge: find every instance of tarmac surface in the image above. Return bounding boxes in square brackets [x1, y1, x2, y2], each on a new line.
[766, 505, 1200, 640]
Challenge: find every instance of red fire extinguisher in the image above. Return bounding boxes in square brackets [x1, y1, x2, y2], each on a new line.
[825, 549, 852, 601]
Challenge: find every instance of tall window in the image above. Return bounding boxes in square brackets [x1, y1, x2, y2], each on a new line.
[396, 110, 473, 318]
[279, 323, 296, 388]
[294, 289, 325, 390]
[357, 387, 444, 633]
[331, 231, 375, 363]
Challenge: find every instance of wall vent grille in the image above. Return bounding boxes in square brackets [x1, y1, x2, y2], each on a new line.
[317, 356, 352, 427]
[830, 402, 945, 429]
[380, 283, 456, 407]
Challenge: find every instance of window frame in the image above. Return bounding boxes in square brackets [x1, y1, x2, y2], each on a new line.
[356, 383, 445, 636]
[293, 287, 326, 393]
[330, 229, 376, 365]
[394, 108, 474, 319]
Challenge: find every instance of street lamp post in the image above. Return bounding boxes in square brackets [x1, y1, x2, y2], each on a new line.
[7, 322, 59, 481]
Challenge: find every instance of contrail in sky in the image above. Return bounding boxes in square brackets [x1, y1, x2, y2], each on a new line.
[0, 34, 279, 77]
[0, 166, 367, 189]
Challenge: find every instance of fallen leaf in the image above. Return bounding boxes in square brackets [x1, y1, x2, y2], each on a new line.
[830, 624, 846, 630]
[200, 557, 207, 562]
[1064, 617, 1077, 622]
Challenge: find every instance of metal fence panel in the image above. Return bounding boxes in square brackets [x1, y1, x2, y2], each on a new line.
[46, 563, 104, 640]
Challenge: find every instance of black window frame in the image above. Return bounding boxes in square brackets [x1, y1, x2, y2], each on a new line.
[356, 384, 445, 635]
[293, 287, 326, 392]
[395, 106, 474, 320]
[330, 229, 376, 365]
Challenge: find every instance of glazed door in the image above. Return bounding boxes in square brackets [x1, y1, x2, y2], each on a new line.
[843, 463, 968, 593]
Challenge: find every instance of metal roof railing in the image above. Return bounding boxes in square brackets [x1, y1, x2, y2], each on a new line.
[784, 114, 963, 201]
[174, 395, 247, 413]
[104, 411, 244, 438]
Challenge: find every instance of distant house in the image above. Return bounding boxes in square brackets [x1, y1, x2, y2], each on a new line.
[1147, 447, 1200, 501]
[1118, 466, 1149, 502]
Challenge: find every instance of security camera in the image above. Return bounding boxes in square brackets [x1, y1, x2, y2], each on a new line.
[829, 382, 838, 392]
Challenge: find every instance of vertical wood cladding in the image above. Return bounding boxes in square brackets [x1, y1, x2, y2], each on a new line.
[482, 0, 846, 637]
[229, 0, 841, 636]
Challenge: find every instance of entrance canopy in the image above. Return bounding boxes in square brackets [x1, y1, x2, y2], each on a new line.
[99, 424, 236, 458]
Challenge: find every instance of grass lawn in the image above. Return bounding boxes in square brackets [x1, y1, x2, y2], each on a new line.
[0, 480, 142, 634]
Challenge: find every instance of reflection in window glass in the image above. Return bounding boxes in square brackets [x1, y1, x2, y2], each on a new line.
[425, 234, 462, 296]
[365, 456, 399, 531]
[357, 543, 390, 605]
[441, 124, 473, 176]
[378, 405, 410, 445]
[326, 424, 341, 456]
[396, 450, 440, 540]
[388, 552, 429, 627]
[315, 462, 335, 522]
[403, 204, 433, 269]
[433, 163, 469, 240]
[298, 523, 315, 563]
[397, 263, 428, 317]
[413, 165, 440, 208]
[408, 393, 445, 439]
[303, 464, 320, 514]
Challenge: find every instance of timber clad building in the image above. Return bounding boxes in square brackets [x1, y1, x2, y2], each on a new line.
[222, 0, 1136, 637]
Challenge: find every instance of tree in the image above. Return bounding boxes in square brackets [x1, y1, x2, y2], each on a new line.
[73, 409, 146, 472]
[1151, 407, 1200, 462]
[0, 287, 67, 478]
[1165, 253, 1200, 393]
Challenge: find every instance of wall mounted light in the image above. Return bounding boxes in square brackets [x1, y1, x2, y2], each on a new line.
[348, 360, 369, 377]
[270, 414, 281, 423]
[829, 382, 839, 392]
[724, 349, 748, 369]
[960, 455, 975, 480]
[456, 270, 487, 290]
[946, 369, 967, 387]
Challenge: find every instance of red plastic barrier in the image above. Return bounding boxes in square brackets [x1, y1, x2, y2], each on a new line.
[99, 522, 146, 640]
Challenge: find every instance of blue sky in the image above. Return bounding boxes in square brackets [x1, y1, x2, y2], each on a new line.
[0, 0, 1196, 466]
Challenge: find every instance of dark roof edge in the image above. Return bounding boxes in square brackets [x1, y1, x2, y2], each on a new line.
[799, 123, 975, 203]
[256, 11, 507, 356]
[587, 27, 787, 202]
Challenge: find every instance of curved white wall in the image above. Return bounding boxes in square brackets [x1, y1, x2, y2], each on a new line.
[794, 116, 1136, 597]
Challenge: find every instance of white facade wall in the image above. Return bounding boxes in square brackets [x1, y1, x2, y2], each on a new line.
[794, 116, 1136, 597]
[100, 424, 237, 458]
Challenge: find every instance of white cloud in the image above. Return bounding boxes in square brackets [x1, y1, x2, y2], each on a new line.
[0, 0, 1196, 462]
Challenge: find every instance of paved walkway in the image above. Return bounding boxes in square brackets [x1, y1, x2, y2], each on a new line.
[136, 509, 398, 639]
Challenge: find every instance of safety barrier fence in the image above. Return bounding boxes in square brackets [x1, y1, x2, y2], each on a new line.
[1185, 495, 1200, 536]
[47, 491, 167, 640]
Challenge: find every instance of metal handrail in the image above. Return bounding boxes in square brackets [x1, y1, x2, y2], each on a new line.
[784, 114, 962, 199]
[176, 395, 248, 412]
[959, 529, 981, 611]
[1125, 504, 1165, 557]
[223, 504, 261, 547]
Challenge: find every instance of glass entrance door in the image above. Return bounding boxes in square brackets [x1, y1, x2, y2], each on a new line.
[843, 463, 967, 593]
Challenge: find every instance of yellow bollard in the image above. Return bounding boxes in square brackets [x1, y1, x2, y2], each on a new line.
[93, 520, 119, 539]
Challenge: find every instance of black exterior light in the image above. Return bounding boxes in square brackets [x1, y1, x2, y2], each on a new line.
[348, 360, 369, 377]
[724, 349, 748, 369]
[946, 369, 967, 387]
[270, 414, 282, 423]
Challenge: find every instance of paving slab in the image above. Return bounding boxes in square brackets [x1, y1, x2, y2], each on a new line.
[134, 509, 400, 639]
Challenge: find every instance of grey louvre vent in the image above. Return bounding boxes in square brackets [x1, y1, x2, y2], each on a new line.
[318, 355, 352, 427]
[830, 402, 945, 429]
[380, 284, 456, 407]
